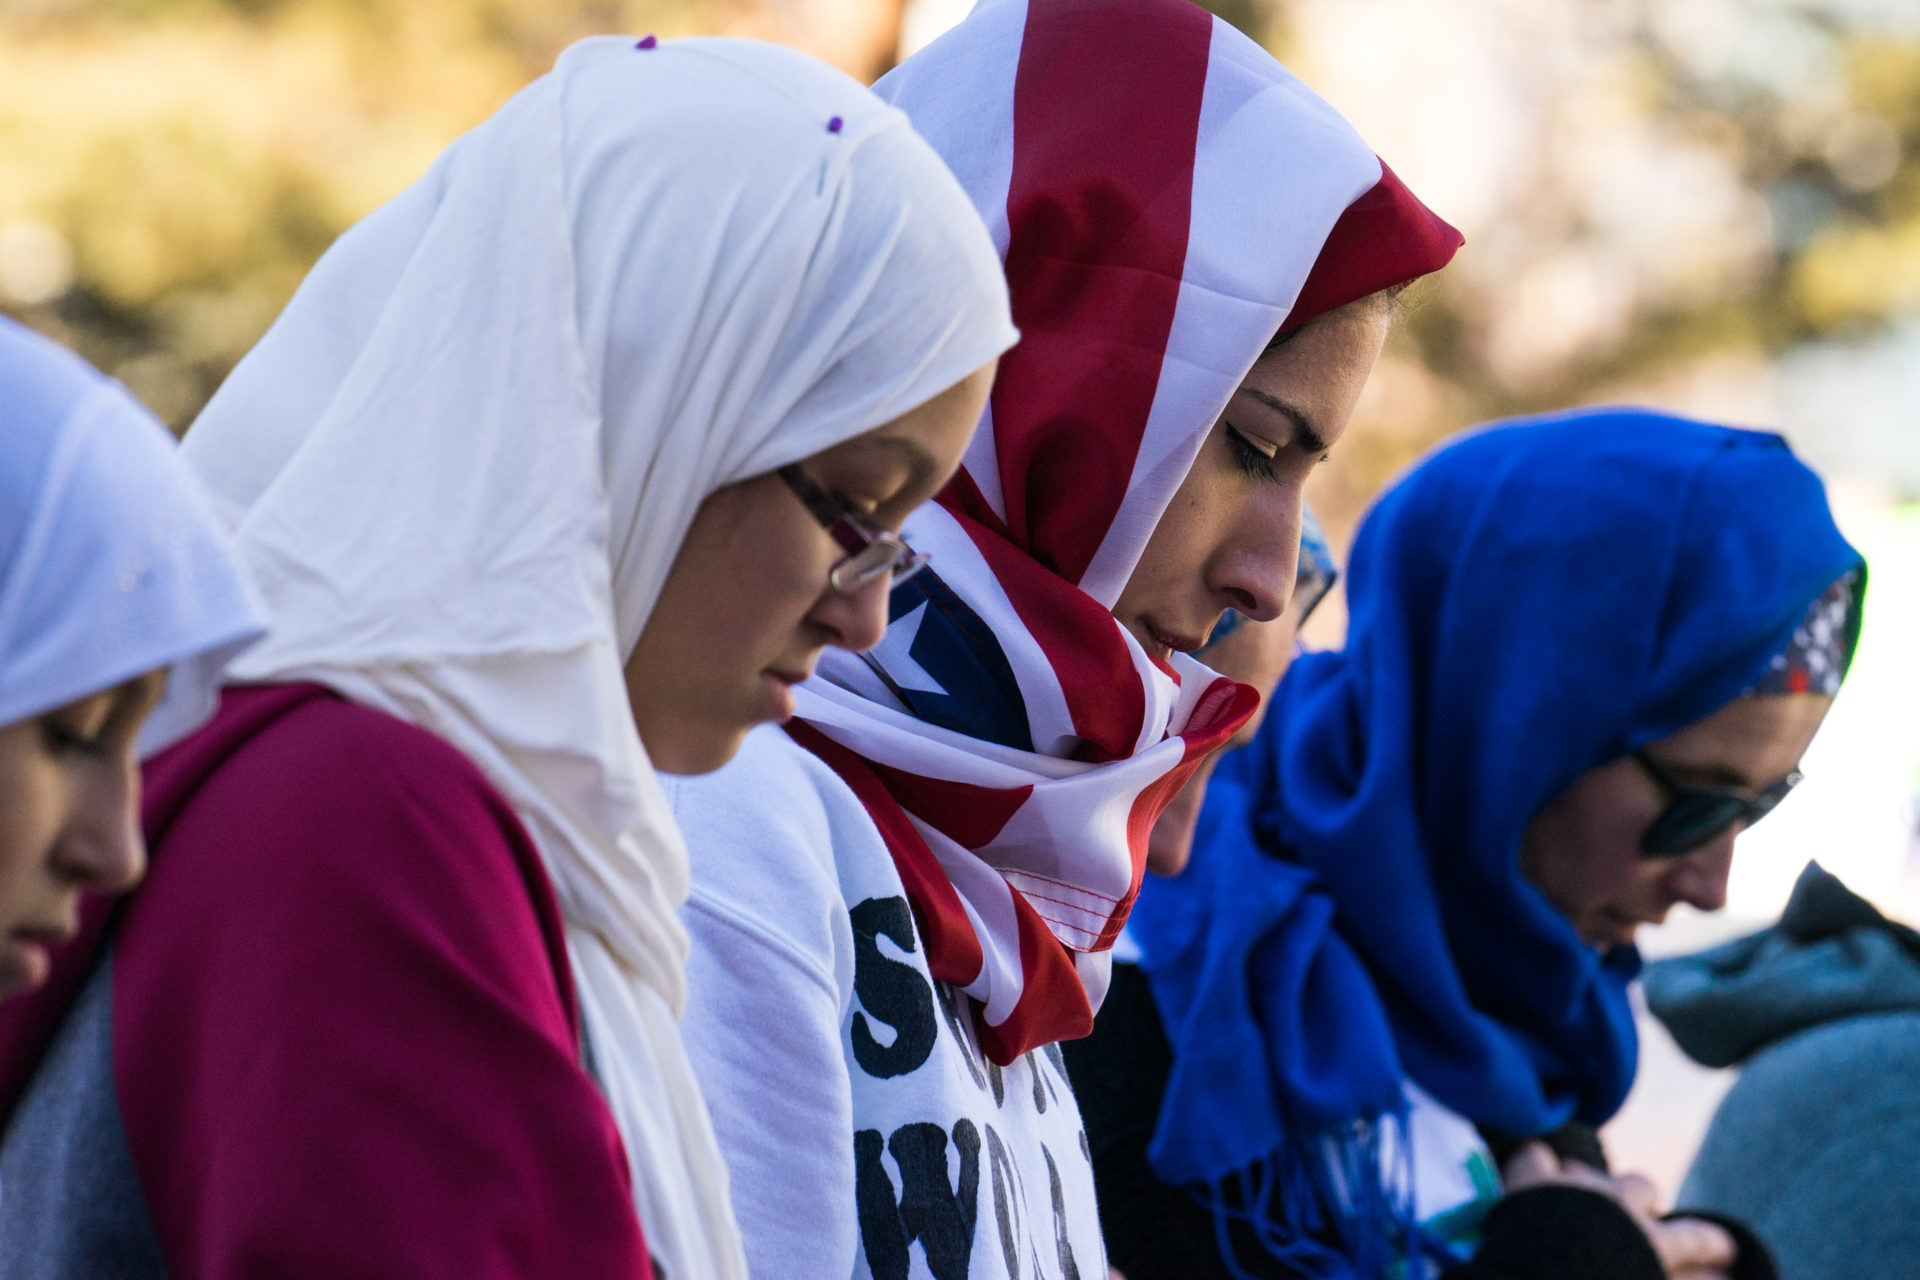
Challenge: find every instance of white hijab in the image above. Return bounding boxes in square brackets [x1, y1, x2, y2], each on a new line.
[182, 35, 1015, 1280]
[0, 316, 262, 754]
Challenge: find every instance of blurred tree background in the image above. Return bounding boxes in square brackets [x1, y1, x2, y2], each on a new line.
[1252, 0, 1920, 565]
[5, 0, 1917, 475]
[0, 0, 903, 425]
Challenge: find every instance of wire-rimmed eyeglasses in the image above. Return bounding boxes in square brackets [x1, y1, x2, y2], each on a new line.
[777, 464, 929, 595]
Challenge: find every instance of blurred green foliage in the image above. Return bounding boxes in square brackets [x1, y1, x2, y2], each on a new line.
[1267, 0, 1920, 550]
[0, 0, 711, 422]
[3, 0, 1919, 473]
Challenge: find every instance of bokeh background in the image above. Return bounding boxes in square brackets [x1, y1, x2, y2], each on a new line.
[5, 0, 1917, 1197]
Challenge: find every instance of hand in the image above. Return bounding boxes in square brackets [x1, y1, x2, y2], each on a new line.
[1502, 1142, 1734, 1280]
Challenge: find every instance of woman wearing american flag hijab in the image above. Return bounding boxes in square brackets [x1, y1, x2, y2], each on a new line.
[669, 2, 1460, 1277]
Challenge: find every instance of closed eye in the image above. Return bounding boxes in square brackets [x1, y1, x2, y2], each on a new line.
[825, 484, 880, 520]
[1225, 423, 1280, 481]
[39, 719, 104, 759]
[1242, 388, 1329, 460]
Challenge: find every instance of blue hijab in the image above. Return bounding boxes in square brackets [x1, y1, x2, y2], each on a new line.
[1129, 409, 1864, 1269]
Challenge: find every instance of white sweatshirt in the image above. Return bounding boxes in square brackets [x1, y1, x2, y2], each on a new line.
[669, 725, 1107, 1280]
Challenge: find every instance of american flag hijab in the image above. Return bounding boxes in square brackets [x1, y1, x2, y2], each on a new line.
[788, 0, 1463, 1065]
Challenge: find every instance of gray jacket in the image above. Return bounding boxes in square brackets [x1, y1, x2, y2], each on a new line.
[1646, 861, 1920, 1280]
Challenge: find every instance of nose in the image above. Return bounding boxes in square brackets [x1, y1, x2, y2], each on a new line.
[1210, 493, 1301, 624]
[56, 753, 148, 896]
[1666, 827, 1737, 914]
[807, 571, 893, 653]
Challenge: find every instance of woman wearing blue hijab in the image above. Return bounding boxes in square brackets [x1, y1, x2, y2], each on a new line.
[0, 317, 260, 1000]
[1073, 409, 1860, 1280]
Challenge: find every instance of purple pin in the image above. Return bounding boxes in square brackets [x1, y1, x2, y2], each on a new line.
[828, 116, 844, 133]
[635, 34, 657, 49]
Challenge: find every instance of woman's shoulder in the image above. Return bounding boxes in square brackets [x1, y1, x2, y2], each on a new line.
[78, 684, 642, 1280]
[155, 684, 537, 873]
[669, 723, 896, 898]
[668, 720, 854, 815]
[143, 683, 565, 978]
[206, 685, 517, 814]
[672, 723, 908, 1009]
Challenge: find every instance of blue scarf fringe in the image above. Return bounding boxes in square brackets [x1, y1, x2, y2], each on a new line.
[1193, 1108, 1446, 1280]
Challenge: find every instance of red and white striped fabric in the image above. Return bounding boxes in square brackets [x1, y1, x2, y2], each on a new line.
[790, 0, 1463, 1065]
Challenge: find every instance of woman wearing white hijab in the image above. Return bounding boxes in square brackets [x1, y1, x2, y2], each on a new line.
[0, 316, 260, 1002]
[0, 35, 1013, 1280]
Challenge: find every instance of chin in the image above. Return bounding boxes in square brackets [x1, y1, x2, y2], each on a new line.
[1579, 916, 1641, 951]
[0, 954, 38, 1001]
[1146, 798, 1202, 877]
[648, 723, 751, 777]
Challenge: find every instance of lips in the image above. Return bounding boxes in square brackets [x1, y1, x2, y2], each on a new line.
[1143, 621, 1207, 665]
[1590, 907, 1657, 948]
[759, 661, 818, 724]
[12, 920, 76, 949]
[2, 923, 71, 995]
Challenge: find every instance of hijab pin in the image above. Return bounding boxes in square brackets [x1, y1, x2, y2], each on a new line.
[635, 34, 657, 49]
[827, 116, 844, 133]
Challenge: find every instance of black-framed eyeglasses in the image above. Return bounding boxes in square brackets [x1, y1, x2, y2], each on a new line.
[777, 464, 929, 595]
[1634, 749, 1803, 858]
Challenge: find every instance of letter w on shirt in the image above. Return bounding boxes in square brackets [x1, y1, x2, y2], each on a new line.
[856, 1121, 980, 1280]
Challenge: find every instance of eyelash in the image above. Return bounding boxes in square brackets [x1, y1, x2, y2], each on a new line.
[40, 721, 104, 759]
[829, 486, 886, 528]
[1225, 424, 1280, 482]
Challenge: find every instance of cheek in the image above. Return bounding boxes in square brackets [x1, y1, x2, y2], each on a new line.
[0, 734, 68, 907]
[1521, 770, 1654, 918]
[733, 503, 837, 645]
[1123, 463, 1234, 600]
[626, 485, 836, 771]
[659, 488, 824, 662]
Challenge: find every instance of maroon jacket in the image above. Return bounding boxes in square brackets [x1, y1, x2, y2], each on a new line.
[0, 684, 654, 1279]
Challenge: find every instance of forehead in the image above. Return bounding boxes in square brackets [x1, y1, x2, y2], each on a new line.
[45, 670, 168, 724]
[1655, 693, 1834, 775]
[1236, 306, 1390, 408]
[812, 432, 920, 465]
[802, 431, 937, 491]
[806, 365, 992, 482]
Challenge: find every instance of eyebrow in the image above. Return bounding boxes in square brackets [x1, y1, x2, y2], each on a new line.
[1241, 389, 1328, 454]
[1649, 755, 1760, 789]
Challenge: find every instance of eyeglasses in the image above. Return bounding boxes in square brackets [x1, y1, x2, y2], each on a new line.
[1292, 563, 1339, 629]
[1634, 749, 1803, 858]
[1198, 564, 1339, 655]
[777, 464, 929, 594]
[1200, 510, 1343, 653]
[1293, 506, 1339, 628]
